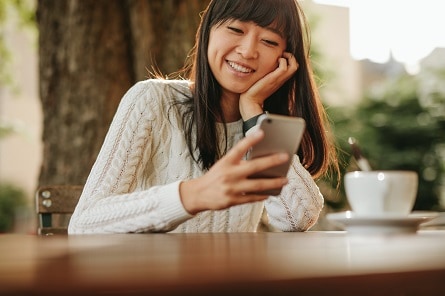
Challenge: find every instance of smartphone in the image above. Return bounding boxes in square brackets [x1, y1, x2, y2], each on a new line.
[247, 113, 306, 195]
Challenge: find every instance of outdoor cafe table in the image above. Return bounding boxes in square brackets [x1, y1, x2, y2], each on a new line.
[1, 231, 444, 295]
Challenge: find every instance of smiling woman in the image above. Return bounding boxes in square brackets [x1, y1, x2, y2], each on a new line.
[68, 0, 338, 235]
[207, 19, 290, 113]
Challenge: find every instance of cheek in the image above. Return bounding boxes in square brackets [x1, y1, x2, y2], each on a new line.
[207, 34, 226, 65]
[207, 41, 219, 71]
[207, 37, 216, 60]
[261, 55, 280, 74]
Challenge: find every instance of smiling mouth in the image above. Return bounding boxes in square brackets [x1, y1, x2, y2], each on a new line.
[227, 61, 254, 73]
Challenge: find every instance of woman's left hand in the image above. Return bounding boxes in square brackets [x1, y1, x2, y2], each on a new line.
[178, 129, 289, 215]
[239, 52, 299, 119]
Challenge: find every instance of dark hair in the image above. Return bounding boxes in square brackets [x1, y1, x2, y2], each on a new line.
[181, 0, 337, 178]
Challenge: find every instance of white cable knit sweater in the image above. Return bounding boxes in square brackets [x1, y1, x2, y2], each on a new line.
[68, 79, 324, 234]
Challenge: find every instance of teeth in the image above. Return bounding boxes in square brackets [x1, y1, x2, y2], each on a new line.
[228, 61, 253, 73]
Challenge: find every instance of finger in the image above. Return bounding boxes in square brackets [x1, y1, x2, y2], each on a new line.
[234, 193, 270, 205]
[233, 177, 288, 196]
[282, 52, 292, 66]
[225, 129, 265, 162]
[283, 52, 299, 70]
[241, 152, 289, 177]
[277, 56, 288, 71]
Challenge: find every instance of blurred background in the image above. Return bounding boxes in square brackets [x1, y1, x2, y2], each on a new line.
[1, 0, 444, 233]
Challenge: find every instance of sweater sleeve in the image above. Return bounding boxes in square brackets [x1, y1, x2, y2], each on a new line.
[264, 156, 324, 232]
[68, 81, 193, 234]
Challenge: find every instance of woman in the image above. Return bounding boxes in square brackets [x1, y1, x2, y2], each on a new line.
[68, 0, 337, 234]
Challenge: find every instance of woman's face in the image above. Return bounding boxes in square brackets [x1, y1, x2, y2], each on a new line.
[207, 19, 286, 98]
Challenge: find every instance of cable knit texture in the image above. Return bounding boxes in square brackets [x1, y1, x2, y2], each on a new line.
[68, 79, 324, 234]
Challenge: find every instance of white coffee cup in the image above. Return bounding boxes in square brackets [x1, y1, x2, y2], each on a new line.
[344, 171, 418, 217]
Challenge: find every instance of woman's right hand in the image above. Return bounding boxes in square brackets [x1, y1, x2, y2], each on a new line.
[179, 130, 289, 215]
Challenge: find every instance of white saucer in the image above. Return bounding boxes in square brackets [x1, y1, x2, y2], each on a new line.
[326, 211, 439, 234]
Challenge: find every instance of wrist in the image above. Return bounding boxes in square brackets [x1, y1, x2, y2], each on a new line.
[179, 180, 199, 215]
[239, 100, 263, 120]
[242, 111, 267, 135]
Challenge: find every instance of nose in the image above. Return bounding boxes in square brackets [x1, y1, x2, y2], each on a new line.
[236, 35, 258, 59]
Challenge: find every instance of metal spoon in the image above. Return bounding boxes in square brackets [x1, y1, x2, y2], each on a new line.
[348, 137, 372, 171]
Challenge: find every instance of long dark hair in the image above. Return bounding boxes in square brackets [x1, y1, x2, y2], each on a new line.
[180, 0, 337, 179]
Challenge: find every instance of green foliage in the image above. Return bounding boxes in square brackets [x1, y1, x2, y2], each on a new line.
[0, 183, 26, 232]
[0, 120, 20, 139]
[326, 70, 445, 211]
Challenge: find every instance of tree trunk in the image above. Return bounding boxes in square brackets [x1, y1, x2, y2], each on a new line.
[37, 0, 210, 186]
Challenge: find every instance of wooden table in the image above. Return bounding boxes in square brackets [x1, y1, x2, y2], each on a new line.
[1, 231, 445, 295]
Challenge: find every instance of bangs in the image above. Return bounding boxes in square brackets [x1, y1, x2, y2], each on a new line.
[210, 0, 293, 39]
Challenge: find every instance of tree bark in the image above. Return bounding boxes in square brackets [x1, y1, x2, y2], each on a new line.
[37, 0, 210, 186]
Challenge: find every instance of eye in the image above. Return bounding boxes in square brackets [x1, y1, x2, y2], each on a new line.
[227, 26, 243, 34]
[263, 39, 279, 47]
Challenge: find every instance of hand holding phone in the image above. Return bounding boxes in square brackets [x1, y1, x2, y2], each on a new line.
[247, 113, 305, 195]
